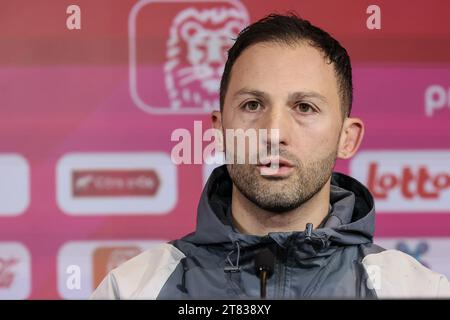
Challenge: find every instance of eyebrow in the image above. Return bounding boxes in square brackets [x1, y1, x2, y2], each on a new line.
[232, 88, 328, 104]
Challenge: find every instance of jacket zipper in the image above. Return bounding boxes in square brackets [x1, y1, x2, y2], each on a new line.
[274, 245, 284, 298]
[274, 236, 296, 298]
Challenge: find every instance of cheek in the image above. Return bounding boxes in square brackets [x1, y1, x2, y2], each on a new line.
[222, 109, 245, 129]
[290, 121, 341, 155]
[314, 128, 342, 159]
[317, 126, 341, 152]
[223, 113, 260, 133]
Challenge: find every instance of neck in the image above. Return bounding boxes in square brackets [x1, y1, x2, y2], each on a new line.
[231, 178, 331, 236]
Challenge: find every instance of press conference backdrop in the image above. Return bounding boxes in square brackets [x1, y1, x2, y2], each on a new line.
[0, 0, 450, 299]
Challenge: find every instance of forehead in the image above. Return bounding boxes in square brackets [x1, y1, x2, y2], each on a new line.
[226, 42, 339, 103]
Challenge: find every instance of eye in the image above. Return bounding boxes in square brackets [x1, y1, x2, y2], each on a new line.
[241, 100, 262, 112]
[295, 103, 316, 113]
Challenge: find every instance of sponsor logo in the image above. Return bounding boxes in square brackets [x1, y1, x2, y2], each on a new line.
[375, 238, 450, 279]
[425, 85, 450, 117]
[92, 246, 142, 289]
[0, 258, 18, 289]
[367, 162, 449, 200]
[0, 242, 31, 299]
[56, 152, 177, 215]
[129, 0, 249, 114]
[72, 170, 160, 197]
[350, 151, 450, 212]
[58, 240, 163, 299]
[0, 154, 30, 216]
[395, 241, 430, 268]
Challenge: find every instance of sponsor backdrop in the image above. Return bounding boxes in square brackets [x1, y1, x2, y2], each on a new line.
[0, 0, 449, 299]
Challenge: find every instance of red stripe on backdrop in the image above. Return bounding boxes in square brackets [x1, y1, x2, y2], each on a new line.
[0, 0, 449, 65]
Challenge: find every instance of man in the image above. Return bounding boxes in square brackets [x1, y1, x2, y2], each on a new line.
[91, 13, 450, 299]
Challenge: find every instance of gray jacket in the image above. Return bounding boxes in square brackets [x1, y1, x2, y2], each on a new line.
[92, 165, 450, 299]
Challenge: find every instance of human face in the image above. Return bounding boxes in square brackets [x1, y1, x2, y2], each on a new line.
[213, 41, 360, 212]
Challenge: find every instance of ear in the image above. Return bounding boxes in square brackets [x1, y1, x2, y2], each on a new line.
[337, 117, 365, 159]
[211, 110, 223, 130]
[211, 110, 224, 152]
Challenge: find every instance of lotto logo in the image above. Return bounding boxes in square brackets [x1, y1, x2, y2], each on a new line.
[129, 0, 249, 114]
[367, 163, 449, 200]
[350, 151, 450, 212]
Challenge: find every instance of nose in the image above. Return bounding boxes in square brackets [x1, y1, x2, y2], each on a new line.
[259, 105, 292, 149]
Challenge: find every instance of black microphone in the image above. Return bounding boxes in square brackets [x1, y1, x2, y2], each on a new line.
[254, 248, 275, 299]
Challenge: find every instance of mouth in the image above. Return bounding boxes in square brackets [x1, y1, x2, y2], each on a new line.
[257, 157, 295, 177]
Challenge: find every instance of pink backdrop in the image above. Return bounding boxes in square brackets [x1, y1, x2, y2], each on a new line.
[0, 0, 450, 299]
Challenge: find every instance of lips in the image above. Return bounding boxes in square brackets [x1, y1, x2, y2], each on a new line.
[257, 156, 294, 168]
[257, 156, 295, 177]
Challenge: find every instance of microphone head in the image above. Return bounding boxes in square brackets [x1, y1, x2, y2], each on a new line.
[254, 248, 275, 278]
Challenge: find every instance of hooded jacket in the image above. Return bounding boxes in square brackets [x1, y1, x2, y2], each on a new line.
[91, 165, 450, 299]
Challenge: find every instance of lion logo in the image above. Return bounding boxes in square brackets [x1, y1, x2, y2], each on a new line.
[164, 7, 248, 112]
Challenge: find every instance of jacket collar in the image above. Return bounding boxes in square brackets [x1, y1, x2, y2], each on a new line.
[184, 165, 375, 250]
